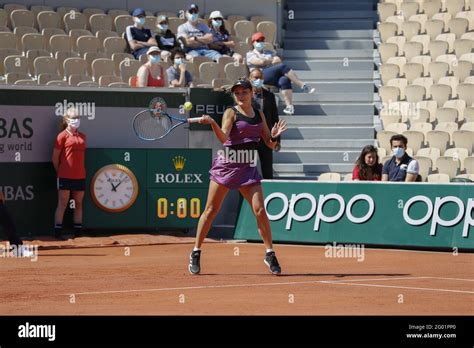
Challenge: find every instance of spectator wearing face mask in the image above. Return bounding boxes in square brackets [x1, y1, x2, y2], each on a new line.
[207, 11, 243, 63]
[167, 48, 194, 87]
[249, 68, 280, 179]
[154, 15, 179, 62]
[135, 46, 166, 87]
[176, 4, 222, 61]
[126, 8, 158, 59]
[246, 32, 315, 115]
[382, 134, 420, 182]
[52, 108, 87, 240]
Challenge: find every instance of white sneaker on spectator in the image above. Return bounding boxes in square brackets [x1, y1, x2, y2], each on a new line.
[303, 84, 315, 94]
[283, 105, 294, 115]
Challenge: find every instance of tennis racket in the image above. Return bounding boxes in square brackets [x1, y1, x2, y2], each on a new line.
[132, 97, 202, 141]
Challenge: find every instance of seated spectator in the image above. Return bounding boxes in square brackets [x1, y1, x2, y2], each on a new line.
[176, 3, 221, 61]
[382, 134, 419, 182]
[246, 32, 315, 115]
[126, 8, 157, 59]
[352, 145, 383, 181]
[207, 11, 243, 63]
[135, 46, 166, 87]
[155, 15, 179, 62]
[167, 48, 194, 87]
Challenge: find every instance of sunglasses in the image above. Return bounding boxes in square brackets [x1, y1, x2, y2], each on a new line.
[189, 9, 199, 14]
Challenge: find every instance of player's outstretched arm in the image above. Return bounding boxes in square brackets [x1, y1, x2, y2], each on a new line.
[199, 108, 234, 144]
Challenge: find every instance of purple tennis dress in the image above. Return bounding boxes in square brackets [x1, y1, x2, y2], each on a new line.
[209, 106, 263, 189]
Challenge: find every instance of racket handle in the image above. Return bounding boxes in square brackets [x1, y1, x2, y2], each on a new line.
[187, 117, 202, 124]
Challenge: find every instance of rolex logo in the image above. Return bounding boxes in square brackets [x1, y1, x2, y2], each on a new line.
[172, 156, 186, 171]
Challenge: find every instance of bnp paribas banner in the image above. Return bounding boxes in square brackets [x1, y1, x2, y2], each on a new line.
[0, 89, 186, 162]
[234, 181, 474, 250]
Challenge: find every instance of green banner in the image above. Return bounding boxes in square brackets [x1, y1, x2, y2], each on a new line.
[234, 181, 474, 249]
[85, 148, 211, 230]
[189, 88, 234, 130]
[146, 148, 211, 189]
[84, 149, 148, 229]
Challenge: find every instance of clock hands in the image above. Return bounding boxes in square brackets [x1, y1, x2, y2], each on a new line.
[113, 181, 123, 191]
[110, 180, 124, 192]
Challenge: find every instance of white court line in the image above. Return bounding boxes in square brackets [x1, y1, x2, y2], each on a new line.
[427, 277, 474, 282]
[67, 276, 428, 297]
[321, 276, 430, 283]
[320, 281, 474, 295]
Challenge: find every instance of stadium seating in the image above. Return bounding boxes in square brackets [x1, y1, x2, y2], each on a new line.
[376, 0, 473, 182]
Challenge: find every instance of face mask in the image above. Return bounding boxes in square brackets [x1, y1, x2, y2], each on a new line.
[254, 42, 265, 51]
[135, 17, 145, 26]
[174, 58, 184, 65]
[251, 79, 264, 88]
[67, 118, 80, 129]
[157, 24, 168, 31]
[392, 147, 405, 158]
[212, 19, 222, 27]
[150, 55, 161, 64]
[187, 13, 199, 22]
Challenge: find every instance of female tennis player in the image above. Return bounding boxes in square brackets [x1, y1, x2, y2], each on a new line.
[52, 108, 86, 240]
[188, 78, 287, 275]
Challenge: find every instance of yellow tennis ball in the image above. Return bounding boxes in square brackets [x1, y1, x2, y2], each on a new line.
[184, 102, 193, 111]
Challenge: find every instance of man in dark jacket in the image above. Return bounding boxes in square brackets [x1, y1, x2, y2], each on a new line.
[249, 68, 281, 179]
[154, 15, 179, 61]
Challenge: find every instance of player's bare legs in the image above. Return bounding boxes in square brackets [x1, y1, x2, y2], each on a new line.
[189, 181, 229, 274]
[239, 184, 281, 274]
[194, 181, 229, 249]
[239, 184, 273, 249]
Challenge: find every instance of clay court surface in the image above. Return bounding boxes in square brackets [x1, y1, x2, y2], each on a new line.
[0, 235, 473, 315]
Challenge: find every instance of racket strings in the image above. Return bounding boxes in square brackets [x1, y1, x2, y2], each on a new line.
[134, 112, 172, 140]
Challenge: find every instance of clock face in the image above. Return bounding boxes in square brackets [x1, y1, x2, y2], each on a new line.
[91, 164, 139, 213]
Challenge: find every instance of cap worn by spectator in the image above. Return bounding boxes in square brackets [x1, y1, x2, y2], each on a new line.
[147, 46, 161, 54]
[187, 4, 199, 12]
[157, 15, 168, 23]
[251, 32, 266, 42]
[132, 8, 146, 17]
[209, 11, 224, 19]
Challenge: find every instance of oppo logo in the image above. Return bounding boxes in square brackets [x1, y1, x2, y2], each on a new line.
[403, 196, 473, 237]
[264, 193, 375, 230]
[264, 192, 473, 238]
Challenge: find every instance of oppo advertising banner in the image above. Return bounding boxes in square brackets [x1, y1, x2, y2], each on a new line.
[235, 181, 474, 250]
[0, 88, 188, 163]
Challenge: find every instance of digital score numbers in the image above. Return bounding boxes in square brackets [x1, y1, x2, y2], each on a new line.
[156, 197, 201, 219]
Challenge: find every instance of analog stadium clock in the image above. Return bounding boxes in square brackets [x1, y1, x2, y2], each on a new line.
[91, 164, 139, 213]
